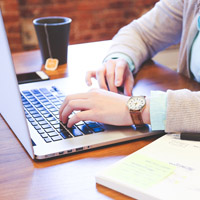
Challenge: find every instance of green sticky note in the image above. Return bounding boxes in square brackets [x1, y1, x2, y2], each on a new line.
[103, 153, 176, 190]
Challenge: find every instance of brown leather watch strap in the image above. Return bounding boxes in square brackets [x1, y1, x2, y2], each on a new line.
[130, 110, 144, 127]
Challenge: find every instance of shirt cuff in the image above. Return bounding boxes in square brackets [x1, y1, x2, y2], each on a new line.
[103, 53, 135, 72]
[150, 91, 167, 131]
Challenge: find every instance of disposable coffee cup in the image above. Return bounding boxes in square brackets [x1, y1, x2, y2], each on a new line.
[33, 16, 72, 67]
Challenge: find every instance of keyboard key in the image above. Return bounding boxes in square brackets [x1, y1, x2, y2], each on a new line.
[27, 107, 35, 111]
[43, 113, 53, 118]
[32, 113, 41, 118]
[92, 127, 105, 133]
[39, 88, 49, 93]
[85, 121, 104, 132]
[44, 127, 55, 133]
[26, 114, 32, 119]
[46, 105, 54, 109]
[32, 100, 39, 105]
[31, 89, 40, 94]
[41, 124, 51, 129]
[51, 135, 62, 141]
[40, 133, 48, 138]
[31, 121, 38, 126]
[69, 126, 83, 137]
[52, 110, 59, 115]
[46, 117, 56, 121]
[60, 130, 72, 139]
[44, 137, 52, 143]
[48, 131, 59, 137]
[52, 86, 60, 91]
[38, 129, 45, 134]
[54, 102, 62, 107]
[53, 124, 60, 129]
[35, 103, 42, 108]
[51, 99, 59, 103]
[77, 124, 93, 134]
[50, 120, 59, 125]
[49, 107, 57, 112]
[29, 110, 39, 115]
[28, 118, 34, 123]
[40, 110, 49, 115]
[55, 115, 59, 119]
[86, 121, 100, 128]
[24, 104, 32, 108]
[38, 120, 48, 125]
[41, 100, 49, 104]
[75, 121, 84, 126]
[35, 117, 45, 122]
[56, 124, 67, 131]
[34, 125, 41, 130]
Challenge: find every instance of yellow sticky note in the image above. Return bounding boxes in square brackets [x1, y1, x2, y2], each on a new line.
[103, 153, 175, 189]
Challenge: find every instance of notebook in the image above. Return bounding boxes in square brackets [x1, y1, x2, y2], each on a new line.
[96, 133, 200, 200]
[0, 10, 162, 160]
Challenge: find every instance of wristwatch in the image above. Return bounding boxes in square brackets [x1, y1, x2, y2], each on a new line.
[127, 96, 146, 127]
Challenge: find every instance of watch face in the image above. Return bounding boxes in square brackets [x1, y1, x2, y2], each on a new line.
[128, 96, 146, 110]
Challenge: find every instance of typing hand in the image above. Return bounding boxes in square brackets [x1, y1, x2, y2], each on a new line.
[59, 88, 132, 127]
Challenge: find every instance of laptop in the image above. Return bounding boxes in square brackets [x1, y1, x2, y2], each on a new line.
[0, 10, 162, 160]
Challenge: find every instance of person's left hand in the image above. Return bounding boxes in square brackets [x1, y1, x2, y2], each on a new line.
[59, 88, 132, 127]
[85, 59, 134, 96]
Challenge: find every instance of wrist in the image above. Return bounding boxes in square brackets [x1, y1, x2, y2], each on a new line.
[127, 96, 150, 127]
[142, 98, 150, 124]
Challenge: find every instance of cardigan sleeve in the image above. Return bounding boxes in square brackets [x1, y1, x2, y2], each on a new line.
[106, 0, 183, 73]
[165, 89, 200, 133]
[150, 91, 167, 131]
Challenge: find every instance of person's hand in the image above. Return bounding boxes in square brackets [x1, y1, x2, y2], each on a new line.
[85, 59, 134, 96]
[59, 88, 133, 127]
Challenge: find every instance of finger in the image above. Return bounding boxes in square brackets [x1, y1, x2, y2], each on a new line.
[60, 99, 91, 124]
[67, 110, 93, 127]
[85, 70, 96, 86]
[96, 65, 109, 90]
[105, 60, 118, 93]
[115, 59, 128, 87]
[59, 93, 88, 120]
[123, 72, 134, 96]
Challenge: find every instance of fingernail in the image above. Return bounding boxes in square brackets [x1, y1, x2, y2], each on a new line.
[115, 80, 120, 86]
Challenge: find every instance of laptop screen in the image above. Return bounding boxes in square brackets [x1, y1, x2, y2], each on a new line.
[0, 10, 34, 158]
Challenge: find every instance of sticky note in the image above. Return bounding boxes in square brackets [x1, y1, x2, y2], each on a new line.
[103, 153, 175, 189]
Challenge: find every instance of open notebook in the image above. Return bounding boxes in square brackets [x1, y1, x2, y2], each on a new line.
[96, 133, 200, 200]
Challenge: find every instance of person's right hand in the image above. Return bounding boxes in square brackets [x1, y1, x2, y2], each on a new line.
[85, 59, 134, 96]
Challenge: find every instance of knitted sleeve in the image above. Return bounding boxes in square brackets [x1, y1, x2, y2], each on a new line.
[165, 89, 200, 133]
[106, 0, 183, 73]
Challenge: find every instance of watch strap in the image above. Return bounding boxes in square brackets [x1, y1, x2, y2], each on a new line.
[130, 110, 144, 127]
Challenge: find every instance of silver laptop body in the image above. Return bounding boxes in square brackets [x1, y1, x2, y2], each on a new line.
[0, 10, 161, 160]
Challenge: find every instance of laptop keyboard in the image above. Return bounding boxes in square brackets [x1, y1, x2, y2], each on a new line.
[21, 86, 104, 143]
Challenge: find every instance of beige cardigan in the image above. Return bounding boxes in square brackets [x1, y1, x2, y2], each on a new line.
[106, 0, 200, 132]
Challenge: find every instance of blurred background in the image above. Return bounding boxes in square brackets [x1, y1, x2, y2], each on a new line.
[0, 0, 158, 52]
[0, 0, 178, 70]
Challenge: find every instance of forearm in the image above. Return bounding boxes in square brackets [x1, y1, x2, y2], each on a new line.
[107, 0, 183, 72]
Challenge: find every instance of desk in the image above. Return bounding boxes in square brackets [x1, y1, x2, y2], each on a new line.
[1, 41, 200, 200]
